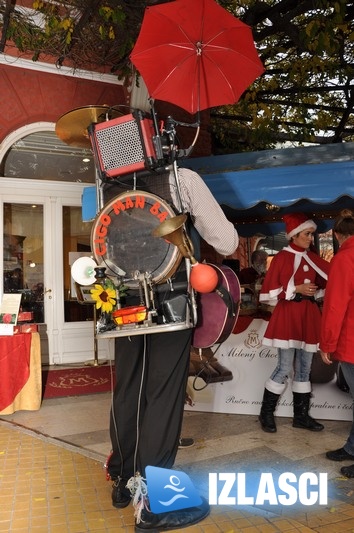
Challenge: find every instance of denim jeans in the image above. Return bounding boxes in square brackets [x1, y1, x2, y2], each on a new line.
[340, 362, 354, 455]
[270, 348, 314, 384]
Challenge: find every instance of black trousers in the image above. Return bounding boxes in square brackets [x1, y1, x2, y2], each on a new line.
[108, 328, 192, 480]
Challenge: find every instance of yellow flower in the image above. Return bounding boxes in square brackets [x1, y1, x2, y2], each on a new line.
[90, 284, 116, 313]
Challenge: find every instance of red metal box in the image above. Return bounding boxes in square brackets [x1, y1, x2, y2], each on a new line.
[89, 112, 159, 179]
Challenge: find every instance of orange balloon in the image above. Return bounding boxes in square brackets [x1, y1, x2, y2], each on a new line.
[190, 263, 218, 293]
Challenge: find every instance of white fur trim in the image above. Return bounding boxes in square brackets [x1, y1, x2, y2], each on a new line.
[285, 253, 301, 299]
[259, 287, 282, 305]
[286, 220, 317, 240]
[283, 246, 328, 282]
[265, 379, 287, 394]
[262, 337, 319, 352]
[292, 381, 312, 393]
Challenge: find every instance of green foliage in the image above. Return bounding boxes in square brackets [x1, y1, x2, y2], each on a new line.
[211, 0, 354, 151]
[1, 0, 353, 151]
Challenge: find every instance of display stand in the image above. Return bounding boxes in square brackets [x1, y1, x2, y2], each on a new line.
[85, 305, 107, 367]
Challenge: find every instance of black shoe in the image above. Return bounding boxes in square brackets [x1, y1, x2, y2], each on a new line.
[340, 464, 354, 478]
[292, 392, 324, 431]
[112, 478, 131, 508]
[135, 496, 210, 532]
[292, 416, 324, 431]
[258, 413, 277, 433]
[258, 389, 280, 433]
[326, 447, 354, 462]
[178, 438, 195, 448]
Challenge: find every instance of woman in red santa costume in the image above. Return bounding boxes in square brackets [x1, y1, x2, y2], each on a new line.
[259, 213, 330, 433]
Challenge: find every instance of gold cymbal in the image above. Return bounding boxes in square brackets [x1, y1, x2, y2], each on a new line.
[55, 105, 123, 148]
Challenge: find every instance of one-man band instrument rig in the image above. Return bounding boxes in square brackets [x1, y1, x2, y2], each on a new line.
[57, 102, 210, 339]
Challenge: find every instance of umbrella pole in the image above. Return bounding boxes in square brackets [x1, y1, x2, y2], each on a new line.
[148, 99, 201, 211]
[171, 159, 184, 214]
[188, 110, 201, 153]
[167, 112, 201, 160]
[168, 115, 200, 213]
[178, 124, 200, 158]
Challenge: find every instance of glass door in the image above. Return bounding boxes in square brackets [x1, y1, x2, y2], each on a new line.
[1, 128, 113, 365]
[63, 205, 94, 323]
[1, 183, 113, 366]
[3, 203, 44, 323]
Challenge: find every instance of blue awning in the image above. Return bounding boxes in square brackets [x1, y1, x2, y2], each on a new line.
[186, 144, 354, 236]
[186, 160, 354, 209]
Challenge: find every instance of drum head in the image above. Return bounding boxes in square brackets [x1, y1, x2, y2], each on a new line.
[91, 190, 182, 285]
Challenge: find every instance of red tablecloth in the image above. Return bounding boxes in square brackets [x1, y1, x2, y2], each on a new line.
[0, 333, 32, 411]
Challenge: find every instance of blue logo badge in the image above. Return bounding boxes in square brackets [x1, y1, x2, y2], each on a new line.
[146, 466, 203, 514]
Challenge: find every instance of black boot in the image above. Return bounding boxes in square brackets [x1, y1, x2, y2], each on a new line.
[135, 496, 210, 532]
[112, 477, 131, 508]
[259, 388, 280, 433]
[292, 392, 324, 431]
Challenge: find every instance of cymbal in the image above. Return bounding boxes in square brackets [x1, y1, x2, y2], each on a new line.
[55, 105, 123, 148]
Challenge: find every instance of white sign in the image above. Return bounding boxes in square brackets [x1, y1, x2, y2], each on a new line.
[0, 293, 22, 328]
[187, 318, 352, 422]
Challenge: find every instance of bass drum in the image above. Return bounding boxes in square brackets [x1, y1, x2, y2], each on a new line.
[91, 190, 182, 286]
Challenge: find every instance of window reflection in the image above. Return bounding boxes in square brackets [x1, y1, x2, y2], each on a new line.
[234, 229, 334, 273]
[2, 131, 95, 182]
[3, 203, 44, 323]
[63, 206, 94, 322]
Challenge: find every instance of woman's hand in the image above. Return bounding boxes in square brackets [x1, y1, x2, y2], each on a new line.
[296, 283, 318, 296]
[320, 351, 333, 365]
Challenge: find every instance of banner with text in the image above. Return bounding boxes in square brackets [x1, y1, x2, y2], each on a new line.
[187, 318, 352, 422]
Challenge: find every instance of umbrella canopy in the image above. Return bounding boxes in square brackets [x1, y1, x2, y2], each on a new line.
[130, 0, 264, 115]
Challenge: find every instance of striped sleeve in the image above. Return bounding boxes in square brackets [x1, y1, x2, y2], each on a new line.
[176, 167, 239, 256]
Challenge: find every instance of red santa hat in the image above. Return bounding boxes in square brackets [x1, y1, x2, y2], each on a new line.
[283, 213, 317, 240]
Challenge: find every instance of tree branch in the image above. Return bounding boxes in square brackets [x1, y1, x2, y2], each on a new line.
[0, 0, 16, 53]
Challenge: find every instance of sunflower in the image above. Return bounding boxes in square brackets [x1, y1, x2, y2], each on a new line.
[90, 284, 116, 313]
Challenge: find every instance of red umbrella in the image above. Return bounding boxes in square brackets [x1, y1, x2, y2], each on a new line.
[130, 0, 264, 115]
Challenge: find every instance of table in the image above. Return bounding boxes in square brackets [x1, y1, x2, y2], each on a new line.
[0, 332, 41, 415]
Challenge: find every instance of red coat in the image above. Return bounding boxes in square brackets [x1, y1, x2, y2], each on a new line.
[259, 243, 329, 352]
[238, 266, 259, 284]
[320, 235, 354, 362]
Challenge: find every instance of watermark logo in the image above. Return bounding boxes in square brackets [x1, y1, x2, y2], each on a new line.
[146, 466, 202, 513]
[209, 472, 328, 506]
[145, 467, 328, 513]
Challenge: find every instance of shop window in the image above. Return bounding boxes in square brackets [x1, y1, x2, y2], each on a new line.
[1, 131, 95, 182]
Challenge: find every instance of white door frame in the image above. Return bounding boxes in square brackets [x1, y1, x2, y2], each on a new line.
[0, 177, 114, 365]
